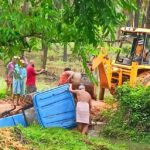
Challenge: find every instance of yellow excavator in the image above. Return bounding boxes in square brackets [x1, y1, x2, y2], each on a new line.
[92, 27, 150, 100]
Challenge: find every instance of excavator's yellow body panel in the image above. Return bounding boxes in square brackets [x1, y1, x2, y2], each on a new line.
[92, 27, 150, 99]
[92, 53, 150, 99]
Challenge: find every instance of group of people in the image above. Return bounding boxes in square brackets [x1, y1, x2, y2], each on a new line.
[5, 57, 94, 135]
[5, 56, 44, 105]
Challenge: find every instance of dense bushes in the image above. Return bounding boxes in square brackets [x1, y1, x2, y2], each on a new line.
[102, 83, 150, 141]
[116, 83, 150, 132]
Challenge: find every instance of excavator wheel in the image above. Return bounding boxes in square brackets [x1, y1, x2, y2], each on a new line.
[138, 71, 150, 86]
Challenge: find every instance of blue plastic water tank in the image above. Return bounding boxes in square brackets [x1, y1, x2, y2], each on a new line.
[33, 84, 76, 128]
[0, 113, 27, 128]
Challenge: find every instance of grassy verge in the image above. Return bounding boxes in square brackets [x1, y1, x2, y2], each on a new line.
[0, 78, 6, 99]
[18, 125, 130, 150]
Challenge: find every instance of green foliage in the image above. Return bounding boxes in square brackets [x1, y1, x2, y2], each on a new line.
[18, 125, 102, 150]
[116, 83, 150, 132]
[0, 0, 59, 62]
[0, 89, 6, 99]
[0, 0, 136, 63]
[0, 78, 6, 99]
[102, 83, 150, 142]
[121, 44, 131, 55]
[67, 0, 136, 45]
[104, 95, 116, 105]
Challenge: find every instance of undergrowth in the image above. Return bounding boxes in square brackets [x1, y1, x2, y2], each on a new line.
[102, 83, 150, 143]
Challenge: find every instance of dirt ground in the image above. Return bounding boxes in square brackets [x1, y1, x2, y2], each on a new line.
[0, 96, 116, 120]
[0, 95, 117, 149]
[0, 128, 33, 150]
[0, 96, 33, 118]
[0, 101, 12, 114]
[91, 100, 117, 121]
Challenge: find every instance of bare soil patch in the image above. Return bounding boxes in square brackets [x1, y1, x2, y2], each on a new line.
[0, 96, 33, 118]
[0, 128, 33, 150]
[91, 100, 117, 121]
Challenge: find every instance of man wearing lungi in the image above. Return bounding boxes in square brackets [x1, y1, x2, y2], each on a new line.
[69, 84, 92, 134]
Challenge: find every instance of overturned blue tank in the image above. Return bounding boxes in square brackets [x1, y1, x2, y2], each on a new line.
[0, 84, 76, 128]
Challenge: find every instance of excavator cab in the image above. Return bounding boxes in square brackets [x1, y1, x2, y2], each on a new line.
[92, 27, 150, 100]
[115, 28, 150, 66]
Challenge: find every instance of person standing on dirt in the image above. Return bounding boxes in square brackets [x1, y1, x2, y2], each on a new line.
[59, 68, 74, 85]
[5, 56, 17, 96]
[18, 59, 27, 104]
[12, 57, 22, 105]
[69, 84, 92, 135]
[26, 60, 44, 94]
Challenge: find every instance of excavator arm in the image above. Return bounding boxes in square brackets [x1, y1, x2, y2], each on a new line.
[92, 53, 112, 99]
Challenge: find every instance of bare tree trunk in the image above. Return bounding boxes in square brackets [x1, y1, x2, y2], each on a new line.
[42, 40, 48, 69]
[127, 11, 134, 27]
[21, 0, 29, 55]
[134, 0, 141, 27]
[63, 44, 67, 62]
[141, 0, 147, 27]
[146, 0, 150, 28]
[142, 13, 146, 27]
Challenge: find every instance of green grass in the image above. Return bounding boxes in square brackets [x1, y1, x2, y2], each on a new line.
[0, 78, 6, 99]
[18, 125, 130, 150]
[104, 95, 116, 105]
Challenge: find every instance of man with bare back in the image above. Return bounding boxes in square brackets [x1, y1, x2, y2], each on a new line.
[69, 84, 92, 134]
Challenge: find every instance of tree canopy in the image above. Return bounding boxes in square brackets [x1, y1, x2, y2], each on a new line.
[0, 0, 136, 63]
